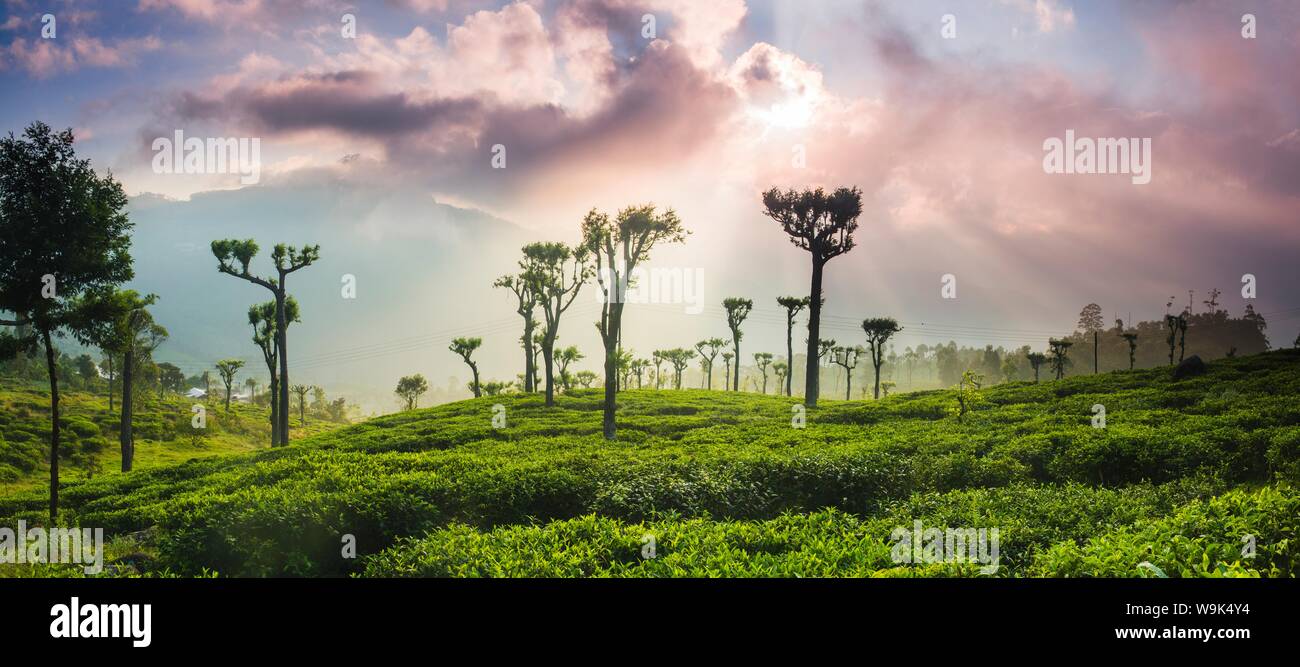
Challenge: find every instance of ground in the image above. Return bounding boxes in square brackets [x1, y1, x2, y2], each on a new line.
[1, 350, 1297, 578]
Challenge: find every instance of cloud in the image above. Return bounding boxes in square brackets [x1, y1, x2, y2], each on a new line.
[0, 35, 161, 77]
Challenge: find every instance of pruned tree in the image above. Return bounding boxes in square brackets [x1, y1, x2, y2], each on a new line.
[1163, 313, 1184, 365]
[212, 238, 318, 445]
[773, 360, 788, 394]
[723, 298, 753, 391]
[521, 242, 589, 406]
[651, 350, 666, 389]
[761, 186, 863, 407]
[832, 345, 861, 400]
[395, 374, 429, 410]
[665, 348, 696, 389]
[776, 296, 810, 396]
[249, 297, 299, 446]
[84, 289, 166, 471]
[555, 345, 584, 392]
[1026, 352, 1047, 383]
[954, 370, 983, 423]
[631, 358, 649, 389]
[694, 337, 725, 389]
[0, 122, 134, 518]
[753, 352, 774, 394]
[582, 204, 688, 439]
[575, 370, 598, 388]
[215, 359, 245, 412]
[1048, 339, 1073, 380]
[291, 384, 314, 425]
[861, 317, 902, 399]
[494, 272, 540, 393]
[1120, 332, 1139, 370]
[449, 337, 483, 398]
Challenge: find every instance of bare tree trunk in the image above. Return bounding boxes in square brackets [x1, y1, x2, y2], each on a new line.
[522, 319, 535, 392]
[785, 317, 794, 396]
[121, 347, 134, 472]
[805, 260, 824, 406]
[275, 290, 290, 445]
[42, 329, 60, 520]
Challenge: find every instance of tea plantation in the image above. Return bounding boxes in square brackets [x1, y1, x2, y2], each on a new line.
[2, 350, 1298, 577]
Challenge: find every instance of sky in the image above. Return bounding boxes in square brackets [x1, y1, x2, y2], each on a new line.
[2, 0, 1298, 411]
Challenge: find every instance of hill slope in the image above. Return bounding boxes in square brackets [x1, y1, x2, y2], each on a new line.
[2, 351, 1298, 577]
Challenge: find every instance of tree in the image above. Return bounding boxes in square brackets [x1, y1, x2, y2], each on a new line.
[723, 298, 753, 391]
[776, 296, 810, 396]
[761, 186, 863, 407]
[212, 238, 318, 445]
[773, 360, 788, 393]
[244, 377, 258, 401]
[575, 370, 598, 388]
[1120, 332, 1139, 370]
[100, 353, 117, 412]
[74, 354, 97, 388]
[880, 380, 896, 398]
[861, 317, 902, 399]
[750, 352, 772, 394]
[1163, 314, 1185, 365]
[582, 204, 688, 439]
[85, 290, 167, 472]
[395, 374, 429, 410]
[249, 297, 298, 446]
[0, 122, 134, 518]
[831, 346, 860, 400]
[1048, 339, 1073, 380]
[1024, 351, 1045, 382]
[291, 384, 313, 425]
[521, 242, 589, 407]
[159, 362, 185, 396]
[631, 358, 649, 389]
[954, 370, 983, 423]
[494, 271, 539, 393]
[651, 350, 666, 389]
[449, 337, 483, 397]
[481, 381, 513, 397]
[215, 359, 245, 412]
[721, 351, 734, 390]
[694, 338, 725, 389]
[665, 348, 696, 389]
[555, 345, 584, 392]
[1078, 303, 1103, 373]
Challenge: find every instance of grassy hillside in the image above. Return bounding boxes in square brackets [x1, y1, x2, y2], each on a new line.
[0, 379, 346, 496]
[2, 350, 1298, 578]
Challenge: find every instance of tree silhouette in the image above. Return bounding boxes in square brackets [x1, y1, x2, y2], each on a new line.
[761, 186, 863, 407]
[449, 337, 483, 397]
[212, 238, 318, 445]
[1026, 351, 1047, 382]
[723, 298, 753, 391]
[215, 359, 245, 412]
[1048, 339, 1073, 380]
[244, 377, 257, 401]
[1120, 332, 1139, 370]
[1163, 314, 1185, 365]
[631, 358, 649, 388]
[249, 297, 298, 446]
[721, 351, 734, 389]
[753, 352, 774, 394]
[861, 317, 902, 399]
[582, 204, 688, 439]
[394, 374, 429, 411]
[0, 122, 134, 518]
[694, 338, 725, 389]
[776, 296, 810, 396]
[493, 272, 539, 393]
[555, 345, 583, 392]
[832, 345, 861, 400]
[773, 360, 788, 394]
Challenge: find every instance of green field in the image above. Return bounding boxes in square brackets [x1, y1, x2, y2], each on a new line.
[2, 350, 1298, 578]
